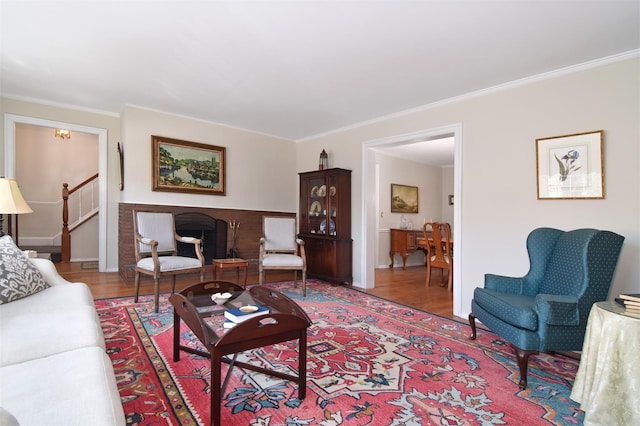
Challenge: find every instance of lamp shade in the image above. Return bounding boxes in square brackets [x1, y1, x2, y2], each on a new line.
[0, 179, 33, 214]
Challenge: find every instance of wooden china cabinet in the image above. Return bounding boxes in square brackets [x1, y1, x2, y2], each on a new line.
[298, 168, 352, 285]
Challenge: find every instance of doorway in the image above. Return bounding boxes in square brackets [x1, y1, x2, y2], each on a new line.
[4, 114, 108, 271]
[361, 123, 463, 317]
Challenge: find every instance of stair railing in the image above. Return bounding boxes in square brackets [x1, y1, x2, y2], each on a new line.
[61, 173, 99, 262]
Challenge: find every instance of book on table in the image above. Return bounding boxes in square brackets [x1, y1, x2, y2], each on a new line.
[224, 305, 270, 323]
[618, 293, 640, 303]
[614, 296, 640, 311]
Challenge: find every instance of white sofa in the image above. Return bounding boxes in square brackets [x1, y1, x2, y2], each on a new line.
[0, 240, 125, 426]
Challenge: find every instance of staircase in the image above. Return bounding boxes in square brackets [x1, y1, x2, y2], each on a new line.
[20, 175, 98, 263]
[61, 174, 99, 262]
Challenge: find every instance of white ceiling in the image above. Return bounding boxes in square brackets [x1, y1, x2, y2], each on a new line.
[1, 1, 638, 155]
[374, 137, 455, 167]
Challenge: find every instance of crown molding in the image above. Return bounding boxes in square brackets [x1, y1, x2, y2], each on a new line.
[297, 49, 640, 143]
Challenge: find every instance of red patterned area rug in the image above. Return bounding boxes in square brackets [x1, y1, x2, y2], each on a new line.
[96, 280, 585, 425]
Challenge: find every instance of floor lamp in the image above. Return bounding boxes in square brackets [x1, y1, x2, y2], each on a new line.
[0, 178, 33, 244]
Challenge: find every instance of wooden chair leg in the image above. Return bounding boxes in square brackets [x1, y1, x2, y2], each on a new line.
[171, 275, 177, 294]
[153, 278, 160, 313]
[134, 271, 140, 303]
[426, 265, 432, 287]
[293, 271, 298, 288]
[302, 270, 306, 297]
[468, 314, 477, 339]
[513, 345, 537, 389]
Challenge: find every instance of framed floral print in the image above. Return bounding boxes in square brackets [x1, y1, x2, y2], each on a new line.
[536, 130, 604, 199]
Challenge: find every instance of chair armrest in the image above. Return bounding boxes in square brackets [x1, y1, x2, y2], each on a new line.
[535, 294, 579, 326]
[29, 258, 77, 287]
[259, 238, 266, 261]
[135, 233, 157, 248]
[176, 235, 201, 244]
[296, 239, 306, 263]
[484, 274, 524, 294]
[175, 234, 204, 265]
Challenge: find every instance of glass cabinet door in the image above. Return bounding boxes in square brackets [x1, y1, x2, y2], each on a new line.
[307, 176, 328, 235]
[326, 175, 338, 236]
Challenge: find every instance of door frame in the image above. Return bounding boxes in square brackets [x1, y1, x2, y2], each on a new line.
[4, 113, 107, 271]
[361, 123, 463, 317]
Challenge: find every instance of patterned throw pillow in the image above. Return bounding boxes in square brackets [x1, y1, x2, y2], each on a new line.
[0, 235, 49, 304]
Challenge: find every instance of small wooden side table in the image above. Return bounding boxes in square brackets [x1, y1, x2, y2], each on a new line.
[212, 258, 248, 286]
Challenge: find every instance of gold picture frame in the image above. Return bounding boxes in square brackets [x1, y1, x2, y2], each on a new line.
[152, 135, 226, 195]
[391, 184, 419, 213]
[536, 130, 604, 199]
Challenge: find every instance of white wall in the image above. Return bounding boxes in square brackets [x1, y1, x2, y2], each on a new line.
[297, 57, 640, 318]
[441, 166, 454, 225]
[120, 106, 298, 212]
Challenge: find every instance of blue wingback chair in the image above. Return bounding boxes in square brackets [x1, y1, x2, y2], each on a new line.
[469, 228, 624, 389]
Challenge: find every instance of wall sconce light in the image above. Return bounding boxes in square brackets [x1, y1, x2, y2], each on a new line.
[55, 129, 71, 139]
[319, 149, 328, 170]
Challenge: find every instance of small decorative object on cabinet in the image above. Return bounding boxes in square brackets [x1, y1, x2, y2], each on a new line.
[318, 149, 328, 170]
[299, 168, 352, 285]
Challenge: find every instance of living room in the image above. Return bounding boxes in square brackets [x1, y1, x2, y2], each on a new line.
[1, 2, 639, 424]
[3, 56, 638, 319]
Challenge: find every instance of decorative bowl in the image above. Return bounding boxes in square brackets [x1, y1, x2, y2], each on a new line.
[211, 292, 232, 305]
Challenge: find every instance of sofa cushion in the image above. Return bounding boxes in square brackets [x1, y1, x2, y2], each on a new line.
[0, 281, 94, 318]
[0, 347, 125, 426]
[0, 305, 105, 367]
[473, 287, 539, 331]
[0, 236, 49, 304]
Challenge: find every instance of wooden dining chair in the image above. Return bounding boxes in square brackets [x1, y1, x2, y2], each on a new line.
[423, 222, 452, 291]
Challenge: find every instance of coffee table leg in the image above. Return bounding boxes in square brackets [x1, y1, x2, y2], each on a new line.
[211, 350, 222, 426]
[298, 332, 307, 399]
[173, 312, 181, 362]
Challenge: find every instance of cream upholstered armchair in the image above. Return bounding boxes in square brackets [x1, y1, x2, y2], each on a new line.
[133, 211, 205, 312]
[259, 216, 307, 296]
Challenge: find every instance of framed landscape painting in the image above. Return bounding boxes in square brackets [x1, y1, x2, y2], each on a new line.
[152, 135, 226, 195]
[391, 184, 419, 213]
[536, 130, 604, 199]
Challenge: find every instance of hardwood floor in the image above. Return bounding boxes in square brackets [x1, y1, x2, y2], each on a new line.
[54, 262, 455, 319]
[366, 266, 455, 319]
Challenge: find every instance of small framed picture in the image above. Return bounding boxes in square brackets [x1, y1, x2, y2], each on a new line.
[536, 130, 604, 199]
[391, 184, 418, 213]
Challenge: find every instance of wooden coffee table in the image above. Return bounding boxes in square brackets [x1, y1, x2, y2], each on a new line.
[212, 258, 248, 286]
[169, 280, 312, 426]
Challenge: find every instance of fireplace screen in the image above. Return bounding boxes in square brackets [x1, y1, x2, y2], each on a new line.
[174, 213, 227, 262]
